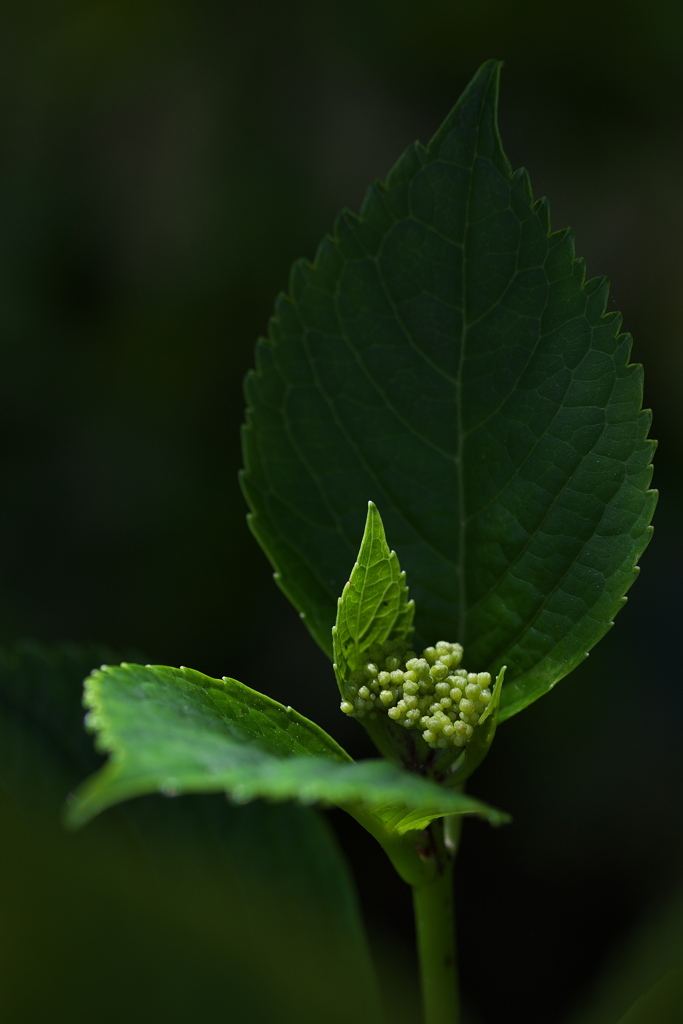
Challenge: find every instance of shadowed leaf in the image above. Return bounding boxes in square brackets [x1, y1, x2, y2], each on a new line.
[241, 61, 656, 720]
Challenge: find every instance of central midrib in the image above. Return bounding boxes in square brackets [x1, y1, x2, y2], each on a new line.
[455, 142, 480, 645]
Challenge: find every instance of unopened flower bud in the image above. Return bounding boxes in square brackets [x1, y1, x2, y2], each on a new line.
[339, 636, 494, 751]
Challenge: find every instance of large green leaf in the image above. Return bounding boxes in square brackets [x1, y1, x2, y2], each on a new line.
[240, 60, 656, 721]
[66, 663, 508, 844]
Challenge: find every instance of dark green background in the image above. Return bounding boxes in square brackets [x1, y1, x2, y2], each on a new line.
[1, 3, 681, 1022]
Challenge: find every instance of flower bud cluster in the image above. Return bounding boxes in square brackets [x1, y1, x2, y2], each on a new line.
[339, 639, 492, 750]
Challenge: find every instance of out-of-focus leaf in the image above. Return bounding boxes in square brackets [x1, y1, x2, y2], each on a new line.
[563, 885, 683, 1024]
[0, 643, 388, 1023]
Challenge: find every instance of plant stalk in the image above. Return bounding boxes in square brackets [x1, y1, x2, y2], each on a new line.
[411, 819, 460, 1024]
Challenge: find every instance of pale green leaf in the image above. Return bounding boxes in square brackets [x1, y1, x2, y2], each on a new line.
[333, 500, 414, 686]
[66, 663, 508, 833]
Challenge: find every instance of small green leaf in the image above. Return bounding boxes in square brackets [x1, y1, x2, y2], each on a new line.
[241, 60, 656, 720]
[333, 510, 504, 775]
[333, 500, 414, 689]
[67, 663, 508, 848]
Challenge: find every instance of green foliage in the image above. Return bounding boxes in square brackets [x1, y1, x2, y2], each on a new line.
[5, 56, 662, 1024]
[332, 502, 507, 784]
[333, 500, 414, 687]
[241, 60, 656, 721]
[0, 644, 389, 1024]
[67, 663, 508, 845]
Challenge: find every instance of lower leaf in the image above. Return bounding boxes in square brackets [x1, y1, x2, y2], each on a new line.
[67, 663, 509, 850]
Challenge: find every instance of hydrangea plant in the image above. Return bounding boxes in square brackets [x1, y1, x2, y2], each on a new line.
[65, 62, 656, 1024]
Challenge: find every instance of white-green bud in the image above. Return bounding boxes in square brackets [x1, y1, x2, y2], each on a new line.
[339, 637, 492, 749]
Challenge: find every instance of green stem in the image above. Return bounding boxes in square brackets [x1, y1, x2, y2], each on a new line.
[411, 820, 460, 1024]
[340, 801, 438, 887]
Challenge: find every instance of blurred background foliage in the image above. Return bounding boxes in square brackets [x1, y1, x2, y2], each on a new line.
[0, 1, 681, 1022]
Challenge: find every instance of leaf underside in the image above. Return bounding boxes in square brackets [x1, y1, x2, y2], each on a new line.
[241, 60, 656, 720]
[66, 663, 507, 830]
